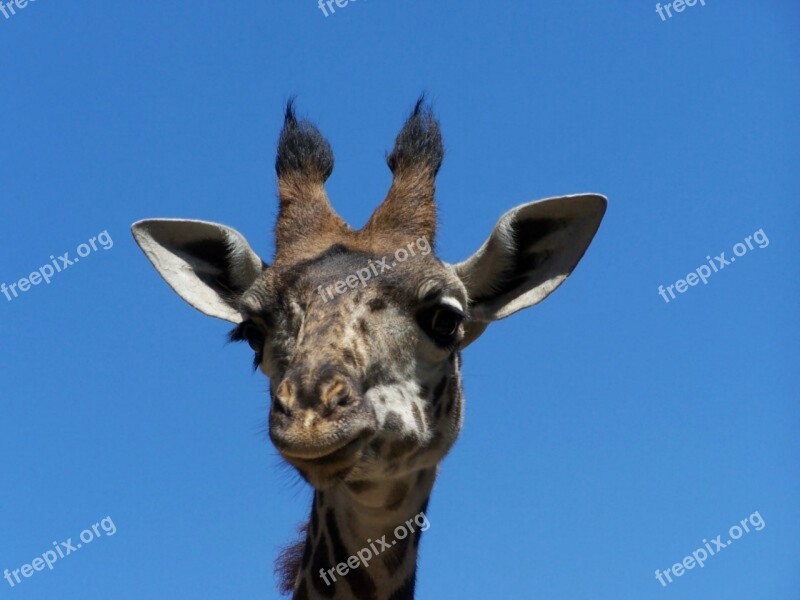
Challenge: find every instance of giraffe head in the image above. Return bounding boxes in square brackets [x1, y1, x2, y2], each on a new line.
[131, 99, 606, 493]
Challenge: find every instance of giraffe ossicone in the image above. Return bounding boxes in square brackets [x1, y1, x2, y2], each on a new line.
[132, 98, 606, 600]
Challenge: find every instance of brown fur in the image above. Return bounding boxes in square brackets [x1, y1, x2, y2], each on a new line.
[364, 168, 438, 246]
[275, 98, 443, 267]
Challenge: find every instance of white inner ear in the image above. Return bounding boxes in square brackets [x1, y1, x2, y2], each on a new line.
[132, 219, 264, 323]
[455, 194, 607, 322]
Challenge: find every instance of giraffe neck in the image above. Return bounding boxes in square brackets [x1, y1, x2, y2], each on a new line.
[291, 356, 463, 599]
[294, 469, 436, 600]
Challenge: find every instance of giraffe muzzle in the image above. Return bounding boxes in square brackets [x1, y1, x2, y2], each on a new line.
[269, 370, 377, 466]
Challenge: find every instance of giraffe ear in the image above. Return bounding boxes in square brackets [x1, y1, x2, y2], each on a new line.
[454, 194, 606, 348]
[131, 219, 266, 323]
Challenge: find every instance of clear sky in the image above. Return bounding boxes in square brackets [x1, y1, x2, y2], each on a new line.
[1, 1, 798, 598]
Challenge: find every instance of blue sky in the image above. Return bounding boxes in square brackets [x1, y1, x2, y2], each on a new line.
[1, 1, 798, 598]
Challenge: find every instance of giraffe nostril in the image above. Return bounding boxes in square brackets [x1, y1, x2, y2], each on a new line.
[273, 381, 294, 417]
[273, 395, 291, 416]
[335, 390, 352, 408]
[321, 376, 353, 410]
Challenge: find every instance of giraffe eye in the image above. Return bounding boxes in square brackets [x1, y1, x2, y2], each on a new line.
[431, 308, 461, 336]
[241, 322, 265, 352]
[421, 305, 464, 346]
[228, 320, 268, 370]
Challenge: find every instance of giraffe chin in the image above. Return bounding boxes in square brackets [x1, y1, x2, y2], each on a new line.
[282, 437, 366, 490]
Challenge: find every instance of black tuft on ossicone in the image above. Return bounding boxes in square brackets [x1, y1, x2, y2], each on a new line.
[386, 96, 444, 177]
[276, 99, 334, 182]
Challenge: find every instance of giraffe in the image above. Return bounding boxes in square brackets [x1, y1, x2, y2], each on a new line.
[131, 99, 606, 599]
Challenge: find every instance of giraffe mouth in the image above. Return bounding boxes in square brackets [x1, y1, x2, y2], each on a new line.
[280, 436, 364, 463]
[280, 436, 369, 489]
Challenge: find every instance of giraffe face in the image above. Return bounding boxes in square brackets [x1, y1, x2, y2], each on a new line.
[233, 245, 467, 489]
[131, 100, 607, 599]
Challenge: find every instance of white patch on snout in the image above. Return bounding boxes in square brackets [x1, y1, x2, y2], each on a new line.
[366, 383, 430, 441]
